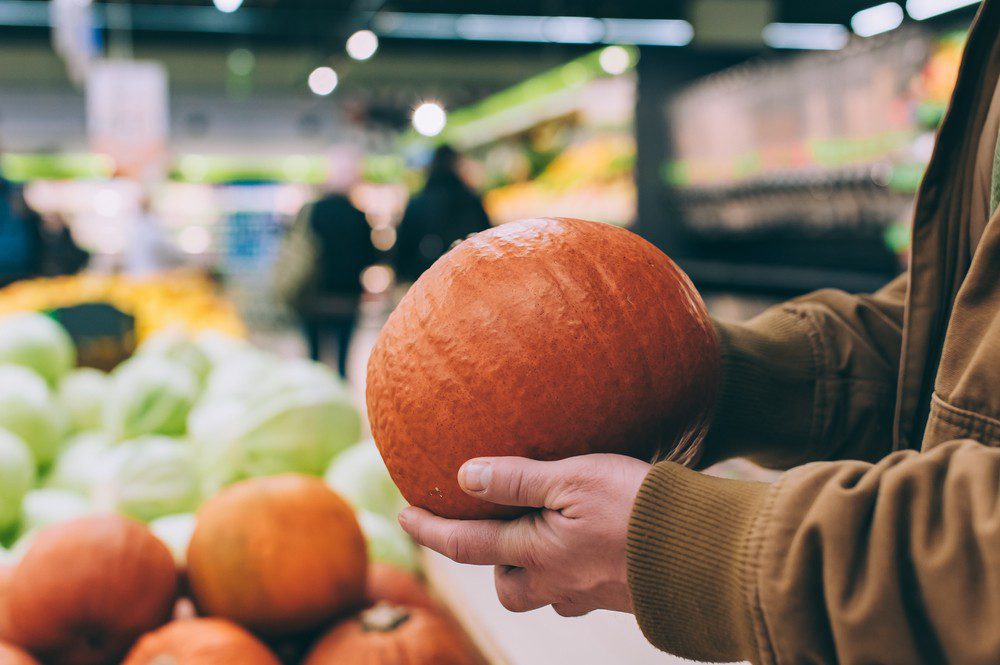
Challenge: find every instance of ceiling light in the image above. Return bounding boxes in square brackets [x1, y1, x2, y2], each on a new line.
[599, 46, 632, 75]
[762, 23, 850, 50]
[905, 0, 980, 20]
[213, 0, 243, 14]
[308, 67, 338, 96]
[852, 3, 905, 36]
[412, 102, 447, 137]
[346, 29, 379, 60]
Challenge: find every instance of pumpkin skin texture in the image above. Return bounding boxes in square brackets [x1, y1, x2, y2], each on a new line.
[303, 604, 477, 665]
[4, 515, 178, 665]
[122, 618, 280, 665]
[367, 217, 720, 519]
[365, 563, 438, 613]
[0, 641, 39, 665]
[0, 564, 13, 642]
[186, 474, 368, 638]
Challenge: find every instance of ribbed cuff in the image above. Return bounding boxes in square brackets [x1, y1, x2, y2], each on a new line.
[627, 462, 770, 663]
[700, 312, 820, 468]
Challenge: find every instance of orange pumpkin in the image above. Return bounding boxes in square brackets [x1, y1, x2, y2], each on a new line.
[303, 604, 477, 665]
[365, 563, 438, 613]
[0, 564, 13, 642]
[4, 515, 178, 665]
[367, 218, 720, 518]
[122, 618, 280, 664]
[186, 474, 368, 637]
[0, 641, 39, 665]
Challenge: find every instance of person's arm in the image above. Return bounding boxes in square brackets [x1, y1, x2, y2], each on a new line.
[629, 439, 1000, 664]
[700, 274, 906, 469]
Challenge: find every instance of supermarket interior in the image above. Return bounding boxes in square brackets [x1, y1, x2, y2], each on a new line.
[0, 0, 990, 664]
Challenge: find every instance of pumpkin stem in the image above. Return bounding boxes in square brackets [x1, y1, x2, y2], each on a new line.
[360, 603, 412, 632]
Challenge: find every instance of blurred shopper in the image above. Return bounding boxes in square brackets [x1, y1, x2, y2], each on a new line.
[275, 159, 376, 379]
[399, 3, 1000, 664]
[394, 145, 491, 282]
[124, 191, 182, 275]
[0, 171, 43, 287]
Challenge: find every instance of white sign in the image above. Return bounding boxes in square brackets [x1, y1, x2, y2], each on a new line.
[86, 59, 170, 181]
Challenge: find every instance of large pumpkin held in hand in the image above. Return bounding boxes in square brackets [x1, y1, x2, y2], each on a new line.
[122, 618, 280, 665]
[303, 603, 478, 665]
[186, 474, 367, 637]
[3, 515, 178, 665]
[367, 218, 720, 519]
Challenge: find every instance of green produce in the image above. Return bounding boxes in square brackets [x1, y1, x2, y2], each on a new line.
[149, 512, 197, 567]
[57, 367, 109, 432]
[189, 359, 361, 490]
[0, 429, 35, 536]
[138, 329, 212, 383]
[104, 356, 199, 440]
[0, 312, 75, 385]
[195, 330, 252, 368]
[94, 436, 201, 522]
[20, 488, 91, 535]
[324, 440, 405, 518]
[0, 365, 67, 467]
[44, 432, 113, 495]
[357, 510, 418, 572]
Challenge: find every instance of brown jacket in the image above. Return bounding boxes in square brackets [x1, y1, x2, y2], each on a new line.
[627, 3, 1000, 663]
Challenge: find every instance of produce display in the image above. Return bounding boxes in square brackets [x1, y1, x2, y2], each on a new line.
[0, 310, 466, 663]
[368, 218, 720, 519]
[0, 271, 245, 342]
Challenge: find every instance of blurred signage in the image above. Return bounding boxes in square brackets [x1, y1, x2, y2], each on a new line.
[691, 0, 774, 47]
[49, 303, 136, 372]
[50, 0, 101, 85]
[86, 59, 170, 181]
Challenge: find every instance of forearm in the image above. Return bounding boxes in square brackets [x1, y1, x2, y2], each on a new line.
[629, 440, 1000, 664]
[699, 276, 906, 469]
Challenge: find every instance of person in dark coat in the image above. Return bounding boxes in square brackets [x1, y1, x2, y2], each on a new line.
[303, 192, 376, 377]
[394, 145, 491, 283]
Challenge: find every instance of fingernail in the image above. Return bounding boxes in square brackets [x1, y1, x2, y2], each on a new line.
[398, 508, 412, 528]
[460, 461, 491, 492]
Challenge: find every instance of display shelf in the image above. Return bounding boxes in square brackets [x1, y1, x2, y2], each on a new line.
[422, 549, 736, 665]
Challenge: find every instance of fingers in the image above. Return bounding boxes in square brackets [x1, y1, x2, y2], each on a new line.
[459, 457, 572, 509]
[493, 566, 547, 613]
[493, 566, 591, 616]
[398, 507, 527, 566]
[552, 603, 592, 618]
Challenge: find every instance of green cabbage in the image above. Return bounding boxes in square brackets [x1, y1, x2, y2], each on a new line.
[44, 432, 113, 495]
[189, 358, 361, 490]
[149, 512, 197, 567]
[57, 367, 109, 433]
[324, 440, 405, 518]
[0, 429, 36, 536]
[103, 356, 199, 441]
[357, 510, 418, 571]
[195, 331, 251, 368]
[93, 436, 201, 522]
[138, 329, 211, 384]
[0, 313, 75, 385]
[0, 365, 68, 467]
[20, 488, 91, 535]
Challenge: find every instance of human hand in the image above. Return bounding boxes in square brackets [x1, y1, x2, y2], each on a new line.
[397, 454, 651, 617]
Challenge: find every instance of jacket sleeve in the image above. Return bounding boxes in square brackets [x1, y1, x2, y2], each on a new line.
[627, 440, 1000, 664]
[699, 274, 906, 469]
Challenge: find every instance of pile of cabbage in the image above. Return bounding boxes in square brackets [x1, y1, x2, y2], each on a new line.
[0, 312, 414, 570]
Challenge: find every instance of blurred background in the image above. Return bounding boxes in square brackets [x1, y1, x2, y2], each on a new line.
[0, 0, 978, 361]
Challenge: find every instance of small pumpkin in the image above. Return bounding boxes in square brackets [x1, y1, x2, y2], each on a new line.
[3, 515, 177, 665]
[367, 218, 720, 519]
[186, 474, 367, 637]
[365, 563, 438, 613]
[122, 618, 280, 665]
[0, 641, 39, 665]
[303, 603, 478, 665]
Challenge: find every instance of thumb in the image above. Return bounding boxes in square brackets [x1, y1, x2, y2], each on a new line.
[458, 457, 568, 509]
